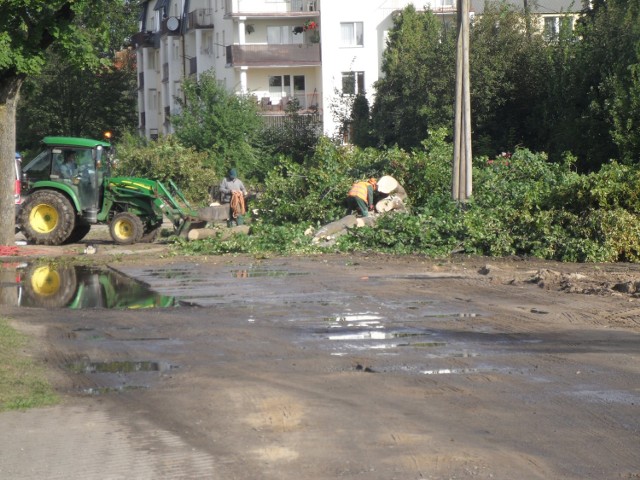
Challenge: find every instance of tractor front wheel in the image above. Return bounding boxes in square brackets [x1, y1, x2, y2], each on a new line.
[18, 190, 76, 245]
[109, 212, 144, 245]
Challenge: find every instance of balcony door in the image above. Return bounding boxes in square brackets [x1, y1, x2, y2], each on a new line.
[269, 74, 306, 108]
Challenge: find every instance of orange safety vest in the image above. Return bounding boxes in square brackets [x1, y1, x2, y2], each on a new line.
[348, 182, 370, 202]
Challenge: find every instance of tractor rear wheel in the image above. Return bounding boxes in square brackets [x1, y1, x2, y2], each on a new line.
[109, 212, 144, 245]
[19, 190, 76, 245]
[21, 264, 77, 308]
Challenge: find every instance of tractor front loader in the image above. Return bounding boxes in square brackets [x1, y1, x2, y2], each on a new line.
[103, 177, 206, 244]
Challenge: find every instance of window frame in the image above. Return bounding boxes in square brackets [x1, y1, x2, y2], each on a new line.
[341, 71, 365, 96]
[340, 21, 364, 47]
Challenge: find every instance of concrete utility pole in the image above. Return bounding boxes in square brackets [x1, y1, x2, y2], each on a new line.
[452, 0, 472, 202]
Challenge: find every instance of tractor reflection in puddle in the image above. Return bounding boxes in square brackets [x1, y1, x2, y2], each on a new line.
[0, 263, 178, 309]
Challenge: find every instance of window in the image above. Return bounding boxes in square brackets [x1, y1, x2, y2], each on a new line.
[340, 22, 363, 46]
[544, 15, 574, 39]
[269, 75, 290, 101]
[146, 51, 155, 70]
[267, 25, 303, 45]
[268, 74, 306, 107]
[148, 89, 158, 110]
[202, 32, 213, 55]
[544, 17, 560, 38]
[172, 41, 180, 61]
[342, 71, 365, 95]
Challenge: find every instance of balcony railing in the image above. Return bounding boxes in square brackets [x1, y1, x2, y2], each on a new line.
[257, 93, 322, 113]
[225, 0, 319, 15]
[131, 31, 160, 48]
[188, 8, 214, 28]
[226, 44, 320, 67]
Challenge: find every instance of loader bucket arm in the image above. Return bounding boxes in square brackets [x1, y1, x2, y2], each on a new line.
[152, 180, 206, 236]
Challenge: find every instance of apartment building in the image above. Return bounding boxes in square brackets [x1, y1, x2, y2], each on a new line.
[133, 0, 579, 140]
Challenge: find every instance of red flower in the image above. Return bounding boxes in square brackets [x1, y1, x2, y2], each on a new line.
[304, 20, 317, 31]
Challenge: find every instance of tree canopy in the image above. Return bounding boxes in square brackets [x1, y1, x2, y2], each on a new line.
[370, 1, 640, 170]
[172, 71, 263, 179]
[0, 0, 132, 245]
[371, 5, 456, 149]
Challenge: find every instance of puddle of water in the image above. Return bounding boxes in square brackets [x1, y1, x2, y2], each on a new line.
[66, 360, 175, 374]
[0, 263, 179, 309]
[421, 368, 480, 375]
[230, 269, 310, 278]
[82, 385, 148, 395]
[570, 389, 640, 405]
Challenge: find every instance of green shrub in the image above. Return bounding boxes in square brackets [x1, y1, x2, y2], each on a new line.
[114, 133, 218, 205]
[170, 129, 640, 263]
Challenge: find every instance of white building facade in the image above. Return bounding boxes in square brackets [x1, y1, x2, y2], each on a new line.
[133, 0, 577, 140]
[133, 0, 444, 139]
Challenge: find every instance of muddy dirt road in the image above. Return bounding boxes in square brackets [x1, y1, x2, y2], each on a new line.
[1, 252, 639, 479]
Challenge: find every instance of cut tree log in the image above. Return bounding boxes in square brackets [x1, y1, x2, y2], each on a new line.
[376, 196, 407, 213]
[312, 214, 378, 245]
[312, 215, 358, 241]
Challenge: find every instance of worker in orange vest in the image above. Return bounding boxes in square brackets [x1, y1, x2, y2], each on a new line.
[347, 177, 377, 217]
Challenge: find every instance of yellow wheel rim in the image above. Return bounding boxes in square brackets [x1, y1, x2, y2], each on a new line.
[113, 218, 135, 240]
[29, 203, 59, 234]
[30, 266, 60, 297]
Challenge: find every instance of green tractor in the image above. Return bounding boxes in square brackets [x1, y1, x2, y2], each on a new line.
[18, 136, 205, 245]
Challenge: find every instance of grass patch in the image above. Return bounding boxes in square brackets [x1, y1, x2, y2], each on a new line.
[0, 318, 58, 411]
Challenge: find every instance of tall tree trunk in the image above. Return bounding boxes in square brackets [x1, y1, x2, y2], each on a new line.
[0, 77, 24, 246]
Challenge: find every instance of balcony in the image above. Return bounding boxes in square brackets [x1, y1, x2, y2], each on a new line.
[188, 9, 214, 29]
[225, 0, 319, 17]
[257, 93, 322, 114]
[226, 44, 320, 67]
[131, 31, 160, 48]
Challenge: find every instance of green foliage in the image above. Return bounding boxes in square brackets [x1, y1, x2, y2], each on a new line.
[256, 137, 389, 225]
[258, 99, 322, 165]
[173, 222, 319, 256]
[113, 133, 218, 205]
[350, 93, 374, 148]
[172, 71, 263, 179]
[545, 0, 640, 169]
[371, 5, 456, 149]
[167, 132, 640, 263]
[1, 1, 126, 246]
[469, 2, 553, 157]
[17, 50, 137, 151]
